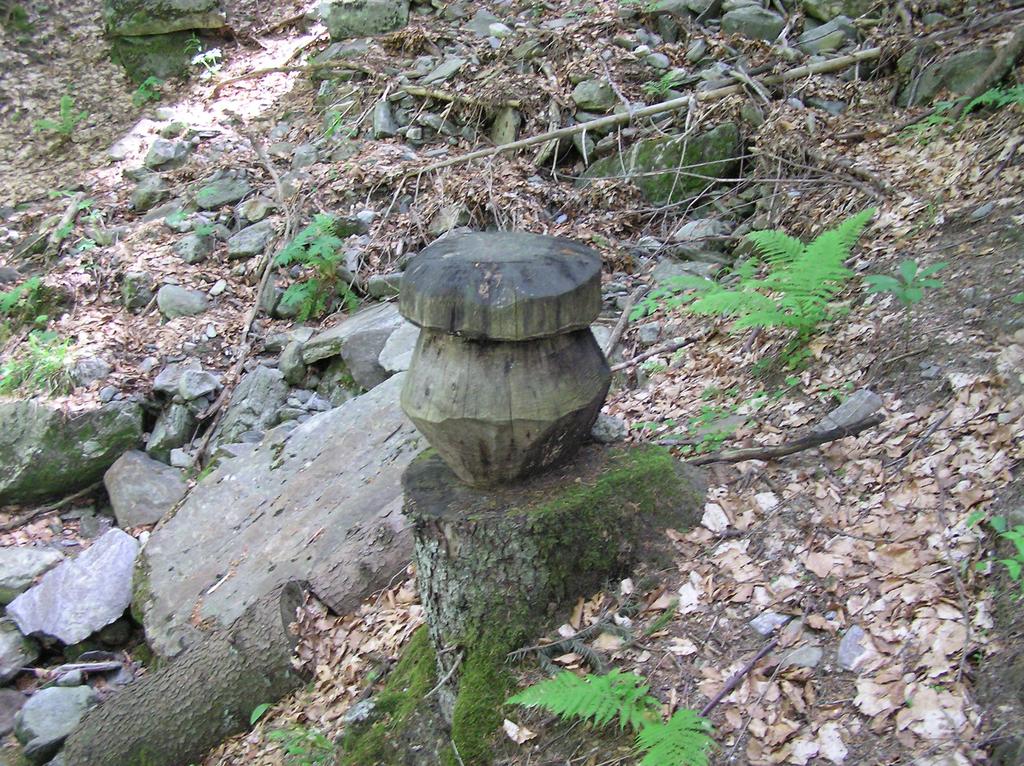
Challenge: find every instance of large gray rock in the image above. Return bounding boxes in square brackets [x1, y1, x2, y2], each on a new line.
[104, 0, 226, 36]
[582, 123, 740, 205]
[7, 529, 140, 645]
[216, 365, 289, 443]
[0, 548, 64, 605]
[14, 686, 97, 764]
[571, 79, 617, 112]
[136, 374, 422, 657]
[378, 320, 419, 373]
[131, 174, 168, 212]
[302, 302, 404, 389]
[144, 138, 190, 170]
[797, 15, 856, 55]
[0, 689, 26, 738]
[146, 403, 196, 462]
[0, 400, 143, 505]
[720, 6, 785, 41]
[0, 619, 38, 684]
[898, 46, 996, 107]
[194, 177, 252, 209]
[320, 0, 409, 40]
[174, 232, 214, 264]
[226, 219, 277, 259]
[104, 451, 187, 527]
[157, 284, 209, 319]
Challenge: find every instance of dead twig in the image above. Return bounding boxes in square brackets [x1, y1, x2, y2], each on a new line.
[680, 413, 884, 466]
[610, 335, 705, 373]
[699, 638, 778, 717]
[411, 48, 882, 176]
[603, 286, 647, 357]
[0, 481, 102, 533]
[883, 406, 952, 471]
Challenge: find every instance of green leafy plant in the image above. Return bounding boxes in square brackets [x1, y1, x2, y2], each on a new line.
[34, 94, 88, 137]
[508, 670, 714, 766]
[0, 330, 75, 395]
[0, 277, 53, 343]
[642, 70, 687, 99]
[969, 513, 1024, 598]
[266, 725, 335, 765]
[903, 85, 1024, 142]
[132, 76, 164, 108]
[1009, 292, 1024, 304]
[250, 703, 272, 725]
[275, 214, 359, 321]
[635, 209, 876, 366]
[864, 259, 945, 308]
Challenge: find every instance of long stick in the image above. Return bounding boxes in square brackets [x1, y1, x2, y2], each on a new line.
[410, 48, 882, 176]
[682, 413, 884, 466]
[0, 481, 102, 533]
[699, 638, 778, 717]
[610, 335, 704, 372]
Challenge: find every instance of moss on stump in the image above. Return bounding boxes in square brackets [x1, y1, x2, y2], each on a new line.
[347, 444, 704, 765]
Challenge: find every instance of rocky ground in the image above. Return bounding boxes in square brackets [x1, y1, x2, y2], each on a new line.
[0, 0, 1023, 763]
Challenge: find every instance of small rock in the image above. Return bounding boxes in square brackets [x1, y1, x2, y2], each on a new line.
[571, 79, 617, 111]
[320, 0, 409, 40]
[0, 548, 64, 605]
[489, 106, 521, 146]
[779, 644, 823, 670]
[178, 369, 220, 400]
[209, 279, 228, 297]
[147, 403, 195, 462]
[306, 394, 334, 412]
[489, 21, 512, 37]
[227, 219, 277, 259]
[749, 610, 791, 636]
[812, 388, 883, 433]
[144, 138, 189, 170]
[169, 449, 192, 468]
[672, 218, 732, 246]
[105, 451, 187, 527]
[637, 321, 662, 345]
[645, 52, 671, 69]
[131, 175, 168, 212]
[195, 177, 252, 210]
[467, 8, 500, 36]
[174, 233, 214, 264]
[0, 689, 26, 738]
[378, 321, 419, 373]
[216, 365, 289, 444]
[54, 669, 84, 687]
[157, 285, 209, 319]
[71, 357, 112, 387]
[291, 144, 319, 168]
[970, 201, 995, 221]
[366, 273, 403, 298]
[153, 361, 201, 396]
[0, 619, 39, 683]
[720, 6, 785, 41]
[279, 341, 307, 386]
[837, 624, 872, 671]
[14, 686, 97, 764]
[121, 270, 155, 310]
[342, 698, 376, 724]
[421, 57, 466, 85]
[685, 39, 708, 62]
[797, 15, 855, 55]
[237, 196, 275, 223]
[591, 414, 628, 443]
[372, 100, 399, 138]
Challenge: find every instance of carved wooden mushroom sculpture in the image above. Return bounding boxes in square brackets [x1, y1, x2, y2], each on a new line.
[400, 232, 611, 485]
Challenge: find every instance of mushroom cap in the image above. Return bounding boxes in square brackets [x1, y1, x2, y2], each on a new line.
[399, 232, 602, 340]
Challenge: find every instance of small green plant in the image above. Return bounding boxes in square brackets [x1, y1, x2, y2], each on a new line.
[0, 277, 52, 343]
[266, 725, 335, 765]
[864, 259, 945, 308]
[250, 703, 272, 725]
[903, 85, 1024, 142]
[634, 208, 876, 367]
[34, 94, 88, 137]
[275, 214, 359, 321]
[508, 670, 714, 766]
[969, 513, 1024, 598]
[1009, 292, 1024, 304]
[184, 33, 203, 56]
[642, 70, 687, 100]
[132, 76, 164, 108]
[3, 3, 33, 32]
[0, 330, 75, 395]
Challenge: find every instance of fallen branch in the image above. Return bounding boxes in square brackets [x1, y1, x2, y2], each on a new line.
[401, 85, 520, 109]
[609, 335, 704, 373]
[603, 286, 647, 357]
[45, 191, 86, 257]
[410, 48, 882, 176]
[699, 638, 778, 717]
[681, 413, 884, 466]
[0, 481, 102, 533]
[211, 60, 378, 97]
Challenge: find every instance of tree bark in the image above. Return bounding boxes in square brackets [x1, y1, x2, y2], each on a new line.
[61, 581, 308, 766]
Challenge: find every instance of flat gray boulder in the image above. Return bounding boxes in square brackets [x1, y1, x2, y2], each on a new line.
[0, 400, 143, 505]
[216, 364, 289, 443]
[320, 0, 409, 40]
[0, 619, 38, 684]
[7, 530, 140, 645]
[378, 320, 419, 373]
[15, 686, 97, 764]
[136, 374, 422, 657]
[157, 284, 209, 319]
[104, 451, 187, 527]
[0, 548, 64, 604]
[302, 302, 404, 389]
[104, 0, 226, 36]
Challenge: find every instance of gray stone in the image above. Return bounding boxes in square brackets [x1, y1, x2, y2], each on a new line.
[303, 302, 404, 388]
[138, 374, 421, 657]
[109, 30, 196, 82]
[71, 357, 112, 387]
[237, 196, 275, 223]
[489, 106, 521, 146]
[749, 610, 791, 635]
[421, 57, 466, 85]
[0, 619, 38, 684]
[7, 529, 139, 645]
[131, 174, 168, 212]
[582, 123, 740, 205]
[779, 644, 823, 670]
[899, 46, 996, 107]
[194, 177, 252, 210]
[838, 624, 871, 671]
[672, 218, 731, 246]
[590, 414, 627, 443]
[366, 272, 403, 298]
[14, 685, 97, 764]
[652, 258, 718, 284]
[812, 388, 883, 434]
[720, 6, 785, 41]
[146, 403, 195, 462]
[121, 270, 155, 309]
[571, 79, 617, 111]
[178, 369, 220, 400]
[320, 0, 409, 40]
[216, 365, 289, 444]
[153, 360, 200, 396]
[174, 233, 214, 264]
[466, 8, 500, 35]
[104, 451, 187, 526]
[144, 138, 189, 170]
[316, 357, 360, 405]
[169, 448, 191, 468]
[227, 219, 276, 259]
[797, 15, 855, 55]
[157, 284, 209, 319]
[291, 144, 319, 168]
[646, 52, 671, 69]
[103, 0, 226, 36]
[0, 690, 26, 738]
[0, 401, 143, 505]
[637, 321, 662, 345]
[802, 0, 874, 21]
[372, 100, 399, 138]
[279, 341, 307, 386]
[0, 548, 64, 605]
[378, 320, 419, 373]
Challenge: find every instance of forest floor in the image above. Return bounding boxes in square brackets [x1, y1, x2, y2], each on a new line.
[1, 0, 1023, 764]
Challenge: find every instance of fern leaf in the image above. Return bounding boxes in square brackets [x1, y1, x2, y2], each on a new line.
[507, 670, 659, 732]
[635, 709, 713, 766]
[745, 229, 804, 267]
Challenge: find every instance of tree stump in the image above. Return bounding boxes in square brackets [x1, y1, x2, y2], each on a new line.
[342, 445, 705, 766]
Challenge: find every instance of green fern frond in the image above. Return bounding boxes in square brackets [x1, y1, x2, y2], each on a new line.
[507, 670, 659, 732]
[635, 708, 714, 766]
[745, 229, 804, 266]
[689, 290, 775, 317]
